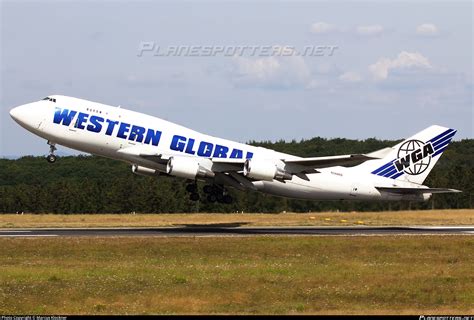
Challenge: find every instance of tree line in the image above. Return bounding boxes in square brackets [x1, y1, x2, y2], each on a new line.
[0, 137, 472, 213]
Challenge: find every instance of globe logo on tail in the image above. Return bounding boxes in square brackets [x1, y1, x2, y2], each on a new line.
[395, 139, 433, 175]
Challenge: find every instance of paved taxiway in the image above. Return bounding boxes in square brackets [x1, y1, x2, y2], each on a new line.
[0, 226, 473, 237]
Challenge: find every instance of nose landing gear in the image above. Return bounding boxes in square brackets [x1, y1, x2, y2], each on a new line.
[46, 141, 57, 163]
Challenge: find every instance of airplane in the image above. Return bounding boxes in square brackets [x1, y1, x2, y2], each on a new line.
[9, 95, 461, 204]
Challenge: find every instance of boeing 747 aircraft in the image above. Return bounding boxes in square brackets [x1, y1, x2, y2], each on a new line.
[10, 95, 460, 204]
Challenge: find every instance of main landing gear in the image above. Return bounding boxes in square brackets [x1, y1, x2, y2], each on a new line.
[186, 183, 200, 202]
[203, 184, 233, 204]
[185, 183, 234, 204]
[46, 141, 57, 163]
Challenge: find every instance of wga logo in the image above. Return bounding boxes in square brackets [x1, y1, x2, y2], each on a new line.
[394, 140, 434, 175]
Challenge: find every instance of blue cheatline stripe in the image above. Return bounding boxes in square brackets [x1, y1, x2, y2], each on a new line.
[390, 171, 404, 179]
[428, 128, 454, 143]
[433, 131, 456, 149]
[382, 168, 397, 177]
[434, 138, 453, 151]
[372, 161, 394, 174]
[378, 165, 396, 176]
[378, 165, 397, 176]
[433, 146, 448, 157]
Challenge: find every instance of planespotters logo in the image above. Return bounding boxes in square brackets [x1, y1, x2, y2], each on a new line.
[394, 139, 434, 175]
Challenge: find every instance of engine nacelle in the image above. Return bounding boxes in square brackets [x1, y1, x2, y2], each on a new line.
[243, 159, 292, 181]
[131, 164, 159, 177]
[166, 156, 215, 180]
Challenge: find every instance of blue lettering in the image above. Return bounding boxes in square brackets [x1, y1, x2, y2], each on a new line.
[246, 151, 254, 159]
[144, 129, 162, 146]
[52, 108, 163, 147]
[87, 116, 104, 133]
[197, 141, 213, 157]
[105, 119, 119, 136]
[117, 122, 131, 139]
[170, 135, 186, 151]
[185, 138, 196, 155]
[53, 108, 77, 126]
[229, 149, 243, 159]
[74, 112, 89, 130]
[213, 144, 229, 158]
[129, 125, 146, 143]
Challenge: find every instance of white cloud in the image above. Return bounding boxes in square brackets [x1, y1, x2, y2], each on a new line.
[231, 46, 311, 89]
[339, 71, 362, 83]
[416, 23, 439, 36]
[310, 22, 337, 34]
[356, 25, 384, 36]
[311, 23, 385, 36]
[369, 51, 432, 81]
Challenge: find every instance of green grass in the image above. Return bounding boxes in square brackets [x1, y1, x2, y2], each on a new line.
[1, 236, 473, 314]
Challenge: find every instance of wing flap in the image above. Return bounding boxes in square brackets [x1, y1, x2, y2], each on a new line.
[138, 154, 170, 165]
[117, 146, 171, 165]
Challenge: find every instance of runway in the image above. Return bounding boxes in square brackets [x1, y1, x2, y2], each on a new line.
[0, 226, 474, 237]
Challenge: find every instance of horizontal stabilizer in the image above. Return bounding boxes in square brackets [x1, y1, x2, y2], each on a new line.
[376, 187, 462, 194]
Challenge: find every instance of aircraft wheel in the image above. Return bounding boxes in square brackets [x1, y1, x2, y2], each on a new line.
[223, 195, 233, 204]
[189, 193, 200, 201]
[207, 194, 217, 203]
[203, 185, 214, 194]
[46, 154, 57, 163]
[186, 183, 198, 193]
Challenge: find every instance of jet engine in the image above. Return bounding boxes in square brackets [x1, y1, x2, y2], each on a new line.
[131, 164, 160, 177]
[243, 159, 292, 181]
[166, 156, 215, 180]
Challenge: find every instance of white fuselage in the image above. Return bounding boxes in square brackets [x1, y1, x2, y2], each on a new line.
[9, 95, 426, 202]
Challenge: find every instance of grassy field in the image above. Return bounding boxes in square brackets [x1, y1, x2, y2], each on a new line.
[0, 236, 473, 314]
[0, 209, 473, 228]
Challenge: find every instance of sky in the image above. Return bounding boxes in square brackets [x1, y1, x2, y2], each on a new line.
[1, 0, 472, 157]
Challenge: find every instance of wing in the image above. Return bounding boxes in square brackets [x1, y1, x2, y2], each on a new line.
[119, 145, 379, 188]
[212, 154, 377, 174]
[212, 154, 378, 182]
[120, 143, 377, 172]
[283, 154, 375, 171]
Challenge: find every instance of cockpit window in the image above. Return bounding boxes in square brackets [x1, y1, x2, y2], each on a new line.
[42, 97, 56, 103]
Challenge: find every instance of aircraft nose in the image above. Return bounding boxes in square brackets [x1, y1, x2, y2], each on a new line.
[9, 103, 41, 130]
[10, 104, 31, 124]
[9, 106, 22, 122]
